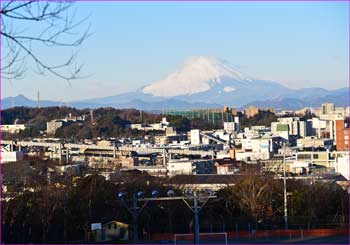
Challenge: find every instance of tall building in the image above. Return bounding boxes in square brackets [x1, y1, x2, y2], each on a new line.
[299, 120, 313, 138]
[335, 120, 350, 151]
[321, 103, 335, 115]
[190, 129, 201, 145]
[277, 117, 301, 136]
[319, 114, 344, 141]
[224, 116, 240, 133]
[271, 122, 289, 140]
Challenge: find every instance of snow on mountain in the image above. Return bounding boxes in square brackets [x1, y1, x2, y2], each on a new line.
[142, 56, 252, 97]
[4, 56, 347, 110]
[223, 86, 236, 92]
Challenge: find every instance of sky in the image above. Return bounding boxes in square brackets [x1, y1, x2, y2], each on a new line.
[2, 1, 349, 101]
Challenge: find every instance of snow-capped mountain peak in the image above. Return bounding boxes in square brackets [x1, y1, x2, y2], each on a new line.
[142, 56, 252, 97]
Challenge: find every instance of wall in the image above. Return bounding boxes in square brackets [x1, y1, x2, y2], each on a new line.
[1, 151, 23, 163]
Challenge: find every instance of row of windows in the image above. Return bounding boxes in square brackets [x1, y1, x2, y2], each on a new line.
[298, 154, 320, 160]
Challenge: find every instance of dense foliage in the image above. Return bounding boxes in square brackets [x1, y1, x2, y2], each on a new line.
[2, 107, 229, 139]
[2, 169, 348, 243]
[240, 111, 277, 128]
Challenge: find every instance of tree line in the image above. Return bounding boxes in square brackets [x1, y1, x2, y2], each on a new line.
[2, 107, 240, 140]
[2, 170, 348, 243]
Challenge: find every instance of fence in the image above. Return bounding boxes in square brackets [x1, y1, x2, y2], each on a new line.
[151, 227, 349, 242]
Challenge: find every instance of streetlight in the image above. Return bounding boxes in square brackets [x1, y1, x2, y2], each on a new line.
[117, 189, 216, 244]
[117, 191, 153, 243]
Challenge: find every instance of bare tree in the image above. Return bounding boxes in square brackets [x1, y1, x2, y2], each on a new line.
[1, 0, 90, 81]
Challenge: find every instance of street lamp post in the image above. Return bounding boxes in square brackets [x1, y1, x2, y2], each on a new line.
[193, 191, 200, 244]
[118, 189, 216, 245]
[117, 192, 149, 243]
[131, 194, 139, 242]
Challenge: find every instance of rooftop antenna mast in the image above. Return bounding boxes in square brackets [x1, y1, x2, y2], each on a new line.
[90, 110, 94, 124]
[37, 91, 40, 108]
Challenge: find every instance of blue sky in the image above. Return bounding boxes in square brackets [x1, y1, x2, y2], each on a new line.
[2, 1, 349, 101]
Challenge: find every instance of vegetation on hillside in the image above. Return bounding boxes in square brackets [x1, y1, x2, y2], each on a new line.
[240, 111, 277, 128]
[1, 107, 228, 139]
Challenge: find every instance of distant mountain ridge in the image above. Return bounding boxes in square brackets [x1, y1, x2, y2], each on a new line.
[2, 56, 349, 110]
[242, 87, 349, 110]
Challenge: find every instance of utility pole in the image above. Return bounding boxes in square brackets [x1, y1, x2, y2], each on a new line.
[283, 142, 288, 230]
[118, 190, 216, 245]
[193, 191, 200, 245]
[118, 193, 149, 243]
[132, 195, 139, 243]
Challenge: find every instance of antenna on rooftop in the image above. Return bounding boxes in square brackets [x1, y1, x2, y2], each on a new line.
[90, 110, 94, 124]
[37, 91, 40, 108]
[207, 108, 210, 122]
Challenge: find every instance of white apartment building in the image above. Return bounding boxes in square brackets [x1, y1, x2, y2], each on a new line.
[1, 150, 24, 163]
[271, 122, 289, 140]
[190, 129, 201, 145]
[1, 124, 30, 134]
[167, 159, 215, 176]
[277, 117, 300, 136]
[334, 154, 349, 180]
[128, 117, 170, 131]
[239, 137, 272, 160]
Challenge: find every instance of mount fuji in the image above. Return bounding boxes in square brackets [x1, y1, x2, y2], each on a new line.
[2, 56, 348, 110]
[142, 56, 256, 97]
[78, 56, 294, 108]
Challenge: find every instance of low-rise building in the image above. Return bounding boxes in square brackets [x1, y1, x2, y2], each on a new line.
[297, 137, 333, 149]
[0, 151, 23, 163]
[214, 159, 244, 174]
[167, 159, 215, 176]
[1, 124, 30, 134]
[296, 151, 334, 168]
[131, 165, 167, 177]
[271, 122, 289, 140]
[239, 136, 284, 161]
[154, 134, 187, 146]
[127, 117, 170, 131]
[334, 153, 349, 180]
[289, 161, 310, 175]
[167, 174, 238, 191]
[47, 114, 87, 135]
[92, 221, 129, 242]
[223, 117, 240, 133]
[190, 129, 201, 145]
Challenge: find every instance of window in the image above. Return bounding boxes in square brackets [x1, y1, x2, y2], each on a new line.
[313, 154, 319, 159]
[108, 224, 111, 229]
[298, 154, 311, 160]
[114, 224, 117, 229]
